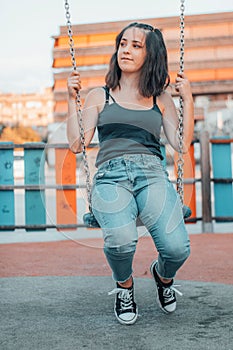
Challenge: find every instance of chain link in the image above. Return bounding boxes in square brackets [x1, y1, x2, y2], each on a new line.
[177, 0, 185, 204]
[64, 0, 92, 211]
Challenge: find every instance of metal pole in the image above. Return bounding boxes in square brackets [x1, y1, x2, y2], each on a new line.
[200, 131, 213, 232]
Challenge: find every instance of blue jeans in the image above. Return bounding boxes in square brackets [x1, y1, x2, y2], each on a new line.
[91, 154, 190, 283]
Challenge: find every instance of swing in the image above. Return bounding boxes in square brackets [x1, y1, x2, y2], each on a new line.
[64, 0, 191, 228]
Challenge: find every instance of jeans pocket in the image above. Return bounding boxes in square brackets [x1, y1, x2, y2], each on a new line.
[94, 163, 111, 180]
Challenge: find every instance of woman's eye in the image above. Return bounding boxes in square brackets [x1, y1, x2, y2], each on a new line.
[119, 42, 142, 48]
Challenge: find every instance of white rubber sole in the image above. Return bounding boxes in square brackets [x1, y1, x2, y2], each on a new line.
[150, 260, 174, 314]
[114, 307, 138, 325]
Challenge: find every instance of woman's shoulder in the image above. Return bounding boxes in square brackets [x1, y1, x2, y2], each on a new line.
[157, 90, 173, 103]
[85, 86, 105, 101]
[157, 90, 174, 113]
[84, 87, 106, 112]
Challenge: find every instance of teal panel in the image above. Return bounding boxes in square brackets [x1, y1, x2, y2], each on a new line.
[25, 191, 46, 225]
[24, 144, 46, 230]
[212, 139, 233, 221]
[0, 143, 15, 229]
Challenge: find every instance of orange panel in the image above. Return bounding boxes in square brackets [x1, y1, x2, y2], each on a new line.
[189, 23, 231, 39]
[55, 149, 77, 230]
[54, 38, 60, 47]
[183, 69, 216, 81]
[55, 33, 116, 48]
[88, 33, 116, 43]
[53, 55, 111, 68]
[54, 77, 105, 90]
[216, 68, 233, 80]
[174, 144, 197, 222]
[170, 68, 233, 83]
[56, 35, 88, 47]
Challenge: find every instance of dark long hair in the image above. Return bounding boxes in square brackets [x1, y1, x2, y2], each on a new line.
[105, 22, 170, 97]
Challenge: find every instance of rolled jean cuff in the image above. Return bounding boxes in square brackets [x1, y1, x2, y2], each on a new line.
[157, 247, 190, 280]
[112, 273, 133, 284]
[104, 242, 136, 282]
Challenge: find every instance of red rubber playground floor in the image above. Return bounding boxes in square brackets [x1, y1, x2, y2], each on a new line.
[0, 233, 232, 285]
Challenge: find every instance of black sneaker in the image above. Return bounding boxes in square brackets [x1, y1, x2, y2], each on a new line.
[150, 260, 182, 313]
[108, 282, 138, 325]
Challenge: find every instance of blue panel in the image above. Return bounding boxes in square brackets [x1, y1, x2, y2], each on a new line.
[212, 138, 233, 221]
[24, 144, 46, 230]
[0, 143, 15, 229]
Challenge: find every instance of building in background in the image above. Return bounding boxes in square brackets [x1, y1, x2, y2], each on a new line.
[2, 12, 232, 142]
[0, 87, 54, 135]
[52, 12, 233, 137]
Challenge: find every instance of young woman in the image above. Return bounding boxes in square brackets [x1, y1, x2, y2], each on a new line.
[67, 22, 194, 325]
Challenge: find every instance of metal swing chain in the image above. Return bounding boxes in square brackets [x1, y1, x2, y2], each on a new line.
[64, 0, 185, 209]
[64, 0, 93, 211]
[177, 0, 185, 205]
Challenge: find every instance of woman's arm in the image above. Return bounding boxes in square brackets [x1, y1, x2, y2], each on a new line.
[66, 71, 102, 153]
[158, 73, 194, 153]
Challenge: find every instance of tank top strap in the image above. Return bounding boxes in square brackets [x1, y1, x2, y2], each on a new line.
[103, 86, 116, 105]
[103, 86, 157, 108]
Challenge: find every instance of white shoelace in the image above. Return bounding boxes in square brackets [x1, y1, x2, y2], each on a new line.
[163, 284, 183, 297]
[108, 288, 133, 310]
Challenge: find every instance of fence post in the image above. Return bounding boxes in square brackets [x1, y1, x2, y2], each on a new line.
[0, 142, 15, 229]
[211, 137, 233, 221]
[24, 143, 46, 230]
[55, 147, 77, 230]
[174, 143, 197, 222]
[200, 131, 213, 232]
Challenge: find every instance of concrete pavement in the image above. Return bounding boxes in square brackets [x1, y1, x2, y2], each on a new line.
[0, 230, 233, 350]
[1, 276, 233, 350]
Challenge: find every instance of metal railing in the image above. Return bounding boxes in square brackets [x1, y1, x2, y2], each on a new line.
[0, 133, 232, 232]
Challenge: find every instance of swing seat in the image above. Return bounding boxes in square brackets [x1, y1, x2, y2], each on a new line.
[83, 212, 100, 228]
[83, 205, 192, 228]
[182, 205, 192, 219]
[83, 212, 145, 228]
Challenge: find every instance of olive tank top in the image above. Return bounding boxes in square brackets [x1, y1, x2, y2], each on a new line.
[95, 86, 163, 167]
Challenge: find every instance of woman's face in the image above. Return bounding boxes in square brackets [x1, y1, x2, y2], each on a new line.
[117, 27, 147, 73]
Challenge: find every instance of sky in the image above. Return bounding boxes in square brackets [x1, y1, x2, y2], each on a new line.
[0, 0, 232, 94]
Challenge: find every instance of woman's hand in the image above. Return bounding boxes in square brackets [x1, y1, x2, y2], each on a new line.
[175, 72, 193, 101]
[67, 70, 82, 99]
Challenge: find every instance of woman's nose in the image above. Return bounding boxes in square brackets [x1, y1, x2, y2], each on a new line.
[123, 44, 130, 53]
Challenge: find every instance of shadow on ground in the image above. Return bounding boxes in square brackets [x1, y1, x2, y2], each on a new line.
[0, 276, 232, 350]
